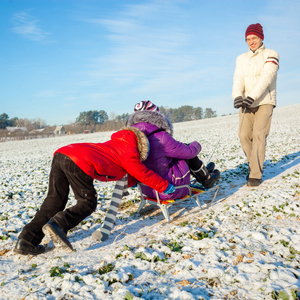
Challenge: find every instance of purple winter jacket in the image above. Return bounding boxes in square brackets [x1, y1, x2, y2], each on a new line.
[127, 110, 201, 200]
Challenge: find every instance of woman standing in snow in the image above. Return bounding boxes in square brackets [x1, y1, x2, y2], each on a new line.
[14, 126, 175, 255]
[127, 100, 220, 200]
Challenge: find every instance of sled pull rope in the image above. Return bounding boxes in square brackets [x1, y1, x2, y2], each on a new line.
[206, 138, 221, 165]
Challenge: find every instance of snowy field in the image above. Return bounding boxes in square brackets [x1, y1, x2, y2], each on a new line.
[0, 104, 299, 300]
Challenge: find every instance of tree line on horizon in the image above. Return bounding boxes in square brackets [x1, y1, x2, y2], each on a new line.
[0, 105, 217, 134]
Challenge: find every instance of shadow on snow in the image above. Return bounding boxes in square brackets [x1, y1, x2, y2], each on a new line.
[213, 150, 300, 202]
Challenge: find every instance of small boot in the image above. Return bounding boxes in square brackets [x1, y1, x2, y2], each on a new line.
[42, 219, 73, 251]
[190, 162, 209, 183]
[206, 162, 215, 173]
[202, 169, 220, 188]
[14, 238, 45, 255]
[190, 162, 220, 188]
[188, 157, 209, 178]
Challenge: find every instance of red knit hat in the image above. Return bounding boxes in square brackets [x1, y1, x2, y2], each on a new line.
[245, 23, 264, 40]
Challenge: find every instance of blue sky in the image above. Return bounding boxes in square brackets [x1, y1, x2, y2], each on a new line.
[0, 0, 299, 126]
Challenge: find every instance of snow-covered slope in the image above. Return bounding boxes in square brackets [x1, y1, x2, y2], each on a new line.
[0, 104, 299, 300]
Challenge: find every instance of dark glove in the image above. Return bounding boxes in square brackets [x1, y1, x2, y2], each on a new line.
[233, 96, 243, 109]
[242, 96, 254, 108]
[163, 183, 175, 194]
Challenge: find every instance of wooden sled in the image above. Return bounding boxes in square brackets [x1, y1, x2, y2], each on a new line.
[136, 182, 219, 222]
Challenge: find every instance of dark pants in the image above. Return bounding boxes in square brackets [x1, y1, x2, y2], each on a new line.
[19, 153, 97, 246]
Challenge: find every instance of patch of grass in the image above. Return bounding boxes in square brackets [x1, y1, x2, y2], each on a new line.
[135, 251, 166, 262]
[280, 240, 289, 247]
[271, 290, 292, 300]
[98, 263, 114, 275]
[74, 276, 83, 282]
[119, 200, 135, 210]
[49, 263, 70, 278]
[179, 221, 189, 227]
[124, 291, 135, 300]
[189, 231, 211, 240]
[289, 246, 300, 255]
[166, 240, 183, 253]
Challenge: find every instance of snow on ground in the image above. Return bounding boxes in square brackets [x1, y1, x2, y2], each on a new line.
[0, 104, 299, 300]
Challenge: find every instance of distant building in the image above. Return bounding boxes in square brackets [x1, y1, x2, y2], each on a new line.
[2, 125, 67, 141]
[54, 126, 66, 135]
[30, 126, 56, 138]
[0, 127, 29, 141]
[29, 128, 44, 135]
[6, 127, 28, 134]
[33, 126, 65, 137]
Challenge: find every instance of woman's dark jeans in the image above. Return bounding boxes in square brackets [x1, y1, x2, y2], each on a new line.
[19, 153, 97, 246]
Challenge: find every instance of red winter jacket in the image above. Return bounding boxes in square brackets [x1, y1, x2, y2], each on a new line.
[55, 127, 169, 193]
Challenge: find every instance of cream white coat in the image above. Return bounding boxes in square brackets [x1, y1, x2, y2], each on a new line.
[232, 44, 279, 107]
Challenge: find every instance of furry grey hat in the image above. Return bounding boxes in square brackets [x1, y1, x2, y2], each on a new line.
[127, 110, 173, 136]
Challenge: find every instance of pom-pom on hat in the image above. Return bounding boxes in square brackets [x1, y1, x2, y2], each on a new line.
[245, 23, 264, 40]
[134, 100, 159, 112]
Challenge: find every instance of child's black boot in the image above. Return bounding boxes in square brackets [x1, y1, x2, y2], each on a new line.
[14, 238, 45, 255]
[42, 219, 73, 251]
[201, 169, 220, 188]
[190, 162, 220, 188]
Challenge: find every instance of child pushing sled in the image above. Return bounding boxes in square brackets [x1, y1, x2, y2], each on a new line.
[14, 126, 175, 255]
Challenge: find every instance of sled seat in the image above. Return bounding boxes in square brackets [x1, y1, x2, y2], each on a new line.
[136, 183, 219, 222]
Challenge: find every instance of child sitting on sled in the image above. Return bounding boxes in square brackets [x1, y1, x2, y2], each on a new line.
[127, 100, 220, 200]
[14, 126, 175, 255]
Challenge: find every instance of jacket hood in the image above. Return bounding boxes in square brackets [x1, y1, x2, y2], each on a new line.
[127, 110, 173, 136]
[121, 126, 149, 161]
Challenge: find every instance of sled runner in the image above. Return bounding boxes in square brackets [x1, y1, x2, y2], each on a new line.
[136, 182, 219, 222]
